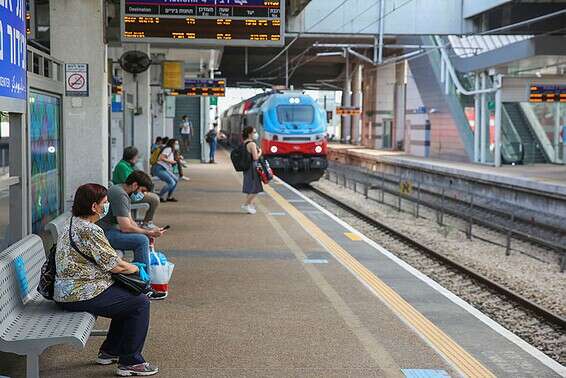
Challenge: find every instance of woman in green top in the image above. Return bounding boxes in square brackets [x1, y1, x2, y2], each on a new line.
[112, 146, 160, 228]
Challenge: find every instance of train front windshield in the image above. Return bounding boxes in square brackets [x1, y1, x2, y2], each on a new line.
[277, 106, 314, 124]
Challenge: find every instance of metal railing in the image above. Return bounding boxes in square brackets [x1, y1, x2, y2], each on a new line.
[324, 163, 566, 272]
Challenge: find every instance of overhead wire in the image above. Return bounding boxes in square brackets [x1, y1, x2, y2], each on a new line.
[331, 0, 380, 33]
[249, 0, 352, 73]
[356, 0, 415, 34]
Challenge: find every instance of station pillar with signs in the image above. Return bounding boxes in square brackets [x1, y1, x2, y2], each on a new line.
[50, 0, 109, 206]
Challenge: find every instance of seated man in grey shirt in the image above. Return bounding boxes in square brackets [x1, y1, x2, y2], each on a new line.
[98, 171, 165, 270]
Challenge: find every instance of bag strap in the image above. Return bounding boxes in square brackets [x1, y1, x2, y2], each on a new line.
[68, 217, 97, 266]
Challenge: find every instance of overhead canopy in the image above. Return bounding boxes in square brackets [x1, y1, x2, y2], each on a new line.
[219, 34, 398, 89]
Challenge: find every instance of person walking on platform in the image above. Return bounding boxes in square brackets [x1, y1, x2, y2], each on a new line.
[205, 124, 219, 163]
[241, 126, 263, 214]
[112, 146, 160, 228]
[56, 183, 159, 376]
[179, 115, 193, 153]
[154, 138, 180, 202]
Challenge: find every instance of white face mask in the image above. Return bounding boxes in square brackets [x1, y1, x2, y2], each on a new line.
[174, 143, 180, 151]
[252, 132, 259, 140]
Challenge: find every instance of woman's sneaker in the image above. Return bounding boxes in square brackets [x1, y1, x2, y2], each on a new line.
[116, 362, 158, 376]
[241, 204, 256, 214]
[96, 351, 119, 365]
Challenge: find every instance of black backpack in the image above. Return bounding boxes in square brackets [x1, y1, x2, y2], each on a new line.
[230, 141, 252, 172]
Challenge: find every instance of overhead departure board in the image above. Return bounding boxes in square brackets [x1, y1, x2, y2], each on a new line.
[121, 0, 284, 47]
[529, 84, 566, 103]
[171, 78, 226, 96]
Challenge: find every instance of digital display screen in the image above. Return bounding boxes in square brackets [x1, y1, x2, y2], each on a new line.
[121, 0, 284, 47]
[529, 85, 566, 103]
[171, 78, 226, 96]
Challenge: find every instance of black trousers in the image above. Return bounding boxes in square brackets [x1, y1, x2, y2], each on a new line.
[58, 284, 150, 365]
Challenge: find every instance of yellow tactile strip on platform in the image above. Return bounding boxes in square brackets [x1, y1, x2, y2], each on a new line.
[265, 185, 495, 378]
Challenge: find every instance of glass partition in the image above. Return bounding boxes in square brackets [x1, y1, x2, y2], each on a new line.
[29, 91, 62, 236]
[520, 102, 564, 164]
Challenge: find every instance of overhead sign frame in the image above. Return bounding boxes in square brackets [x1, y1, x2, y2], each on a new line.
[120, 0, 285, 47]
[336, 107, 362, 116]
[172, 78, 226, 97]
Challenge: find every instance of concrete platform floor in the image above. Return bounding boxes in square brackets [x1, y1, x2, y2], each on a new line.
[328, 144, 566, 196]
[1, 152, 460, 377]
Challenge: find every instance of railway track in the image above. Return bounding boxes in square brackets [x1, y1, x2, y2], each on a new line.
[301, 185, 566, 364]
[325, 166, 566, 270]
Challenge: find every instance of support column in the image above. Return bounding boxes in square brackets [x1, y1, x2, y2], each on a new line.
[554, 102, 561, 163]
[351, 64, 363, 145]
[50, 0, 108, 204]
[341, 51, 352, 143]
[480, 72, 487, 164]
[123, 44, 152, 172]
[494, 86, 502, 167]
[473, 73, 480, 163]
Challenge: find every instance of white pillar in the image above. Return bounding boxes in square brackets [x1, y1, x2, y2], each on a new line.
[494, 87, 502, 167]
[50, 0, 108, 205]
[352, 64, 363, 145]
[554, 102, 561, 163]
[341, 51, 352, 143]
[480, 72, 487, 164]
[473, 73, 480, 163]
[123, 44, 152, 172]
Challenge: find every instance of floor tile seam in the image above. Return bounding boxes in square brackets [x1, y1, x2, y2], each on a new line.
[264, 185, 495, 378]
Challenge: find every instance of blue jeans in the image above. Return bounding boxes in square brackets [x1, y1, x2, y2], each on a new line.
[153, 164, 178, 199]
[105, 228, 150, 268]
[58, 285, 150, 366]
[209, 139, 217, 161]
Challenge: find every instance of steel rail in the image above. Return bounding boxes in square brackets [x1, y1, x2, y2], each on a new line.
[306, 185, 566, 330]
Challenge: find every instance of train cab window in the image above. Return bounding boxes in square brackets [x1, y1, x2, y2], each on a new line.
[277, 106, 314, 124]
[259, 113, 264, 125]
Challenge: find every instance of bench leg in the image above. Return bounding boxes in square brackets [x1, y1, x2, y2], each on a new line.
[26, 354, 39, 378]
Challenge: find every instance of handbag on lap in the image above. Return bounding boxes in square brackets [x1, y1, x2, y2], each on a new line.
[68, 217, 151, 296]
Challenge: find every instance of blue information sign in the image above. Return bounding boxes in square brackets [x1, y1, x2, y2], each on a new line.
[0, 1, 27, 102]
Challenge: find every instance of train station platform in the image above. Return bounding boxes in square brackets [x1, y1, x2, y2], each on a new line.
[327, 144, 566, 198]
[1, 152, 565, 378]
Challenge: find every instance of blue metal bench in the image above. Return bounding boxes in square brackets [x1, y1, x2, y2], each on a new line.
[0, 235, 95, 378]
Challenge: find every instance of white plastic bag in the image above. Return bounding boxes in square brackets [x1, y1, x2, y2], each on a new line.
[149, 251, 174, 292]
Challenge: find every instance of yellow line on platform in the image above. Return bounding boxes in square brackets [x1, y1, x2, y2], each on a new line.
[265, 185, 495, 378]
[345, 232, 363, 241]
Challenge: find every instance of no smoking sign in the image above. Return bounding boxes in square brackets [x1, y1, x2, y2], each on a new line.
[65, 63, 89, 97]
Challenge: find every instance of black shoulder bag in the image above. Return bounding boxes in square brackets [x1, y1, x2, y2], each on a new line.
[68, 217, 151, 296]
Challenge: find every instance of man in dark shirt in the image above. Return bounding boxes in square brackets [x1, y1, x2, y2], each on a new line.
[98, 171, 165, 270]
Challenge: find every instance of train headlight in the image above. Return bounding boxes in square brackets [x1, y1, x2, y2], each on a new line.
[315, 146, 323, 154]
[271, 146, 278, 153]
